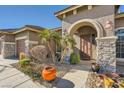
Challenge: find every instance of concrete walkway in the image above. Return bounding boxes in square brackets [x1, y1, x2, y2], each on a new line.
[55, 65, 90, 88]
[0, 58, 45, 88]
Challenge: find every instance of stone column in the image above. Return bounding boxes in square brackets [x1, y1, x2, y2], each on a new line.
[96, 36, 117, 72]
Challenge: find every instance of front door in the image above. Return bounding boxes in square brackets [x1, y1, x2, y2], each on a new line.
[80, 35, 92, 60]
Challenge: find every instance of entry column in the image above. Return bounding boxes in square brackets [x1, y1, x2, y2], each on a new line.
[96, 36, 117, 72]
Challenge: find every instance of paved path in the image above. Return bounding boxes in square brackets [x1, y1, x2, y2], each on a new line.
[0, 58, 45, 88]
[55, 61, 91, 88]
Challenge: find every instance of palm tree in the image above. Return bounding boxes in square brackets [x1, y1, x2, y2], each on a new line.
[39, 29, 62, 63]
[60, 34, 76, 63]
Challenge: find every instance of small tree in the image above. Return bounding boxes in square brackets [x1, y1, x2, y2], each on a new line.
[60, 34, 76, 63]
[39, 29, 61, 63]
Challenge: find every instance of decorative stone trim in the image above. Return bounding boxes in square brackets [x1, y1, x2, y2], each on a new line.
[25, 40, 38, 44]
[15, 36, 27, 40]
[3, 42, 15, 44]
[96, 36, 118, 40]
[68, 19, 104, 38]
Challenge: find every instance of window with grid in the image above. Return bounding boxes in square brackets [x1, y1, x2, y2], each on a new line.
[115, 29, 124, 58]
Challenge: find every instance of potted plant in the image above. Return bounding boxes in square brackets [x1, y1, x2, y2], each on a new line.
[42, 66, 57, 81]
[91, 63, 100, 73]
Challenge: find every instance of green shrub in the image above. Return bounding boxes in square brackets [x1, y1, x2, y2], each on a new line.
[21, 66, 33, 76]
[70, 52, 80, 64]
[19, 58, 30, 67]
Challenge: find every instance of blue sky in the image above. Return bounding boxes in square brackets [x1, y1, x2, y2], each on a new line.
[0, 5, 124, 29]
[0, 5, 69, 29]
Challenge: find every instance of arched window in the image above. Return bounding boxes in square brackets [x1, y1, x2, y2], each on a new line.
[115, 28, 124, 58]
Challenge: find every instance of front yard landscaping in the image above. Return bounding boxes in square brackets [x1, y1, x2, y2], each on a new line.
[10, 29, 124, 88]
[12, 59, 73, 87]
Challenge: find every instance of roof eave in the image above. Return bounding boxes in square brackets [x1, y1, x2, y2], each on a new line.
[13, 27, 43, 34]
[55, 5, 83, 18]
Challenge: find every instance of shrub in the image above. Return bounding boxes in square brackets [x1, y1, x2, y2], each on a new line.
[70, 52, 80, 64]
[30, 45, 48, 63]
[22, 65, 33, 76]
[19, 58, 30, 67]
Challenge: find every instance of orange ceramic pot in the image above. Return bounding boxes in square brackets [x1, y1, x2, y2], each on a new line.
[42, 66, 56, 81]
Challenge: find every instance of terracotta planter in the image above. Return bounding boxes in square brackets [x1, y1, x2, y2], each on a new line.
[42, 66, 56, 81]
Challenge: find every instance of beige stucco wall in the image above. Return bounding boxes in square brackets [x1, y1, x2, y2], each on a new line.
[15, 31, 28, 40]
[62, 5, 115, 37]
[28, 31, 41, 44]
[4, 34, 15, 42]
[115, 17, 124, 29]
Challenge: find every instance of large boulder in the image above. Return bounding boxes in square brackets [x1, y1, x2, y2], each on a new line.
[30, 45, 48, 63]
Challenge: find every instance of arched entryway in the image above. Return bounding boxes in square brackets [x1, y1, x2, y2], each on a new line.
[68, 19, 104, 60]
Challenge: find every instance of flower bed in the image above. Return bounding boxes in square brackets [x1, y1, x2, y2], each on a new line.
[85, 70, 124, 88]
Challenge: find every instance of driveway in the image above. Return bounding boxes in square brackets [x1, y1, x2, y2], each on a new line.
[0, 58, 45, 88]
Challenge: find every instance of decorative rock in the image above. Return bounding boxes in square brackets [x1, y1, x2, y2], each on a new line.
[30, 45, 48, 63]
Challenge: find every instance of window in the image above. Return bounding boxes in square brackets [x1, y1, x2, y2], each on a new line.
[115, 29, 124, 58]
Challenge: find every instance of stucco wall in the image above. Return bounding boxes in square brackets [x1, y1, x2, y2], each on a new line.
[115, 17, 124, 29]
[15, 31, 28, 40]
[62, 5, 115, 37]
[4, 34, 15, 42]
[29, 31, 41, 44]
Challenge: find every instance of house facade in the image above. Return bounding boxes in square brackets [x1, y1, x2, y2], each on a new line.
[55, 5, 124, 72]
[0, 25, 44, 59]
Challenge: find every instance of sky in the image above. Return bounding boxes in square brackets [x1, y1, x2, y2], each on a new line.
[0, 5, 124, 29]
[0, 5, 69, 29]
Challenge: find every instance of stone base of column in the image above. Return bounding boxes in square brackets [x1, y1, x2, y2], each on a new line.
[96, 36, 117, 72]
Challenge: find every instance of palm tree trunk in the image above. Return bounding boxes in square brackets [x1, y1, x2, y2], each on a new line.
[47, 42, 56, 63]
[60, 47, 67, 63]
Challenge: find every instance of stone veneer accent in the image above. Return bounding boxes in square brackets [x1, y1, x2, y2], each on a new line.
[2, 42, 15, 58]
[96, 36, 117, 72]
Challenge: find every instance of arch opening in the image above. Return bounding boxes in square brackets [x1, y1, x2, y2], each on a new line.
[68, 19, 104, 60]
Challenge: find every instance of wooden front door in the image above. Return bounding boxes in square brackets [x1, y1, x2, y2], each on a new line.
[80, 35, 92, 60]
